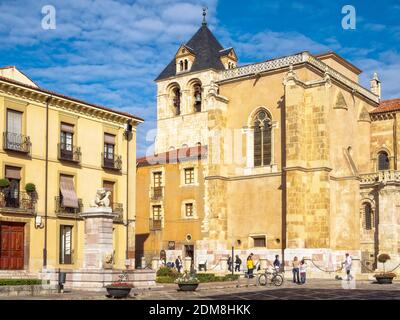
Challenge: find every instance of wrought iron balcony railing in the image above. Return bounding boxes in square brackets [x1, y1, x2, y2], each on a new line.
[151, 186, 164, 201]
[3, 132, 31, 154]
[58, 143, 81, 163]
[0, 189, 36, 214]
[149, 218, 163, 231]
[102, 153, 122, 171]
[55, 196, 83, 217]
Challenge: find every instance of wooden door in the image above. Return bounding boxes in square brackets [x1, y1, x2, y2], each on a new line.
[0, 222, 25, 270]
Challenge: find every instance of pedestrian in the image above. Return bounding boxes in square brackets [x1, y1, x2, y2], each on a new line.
[246, 253, 255, 278]
[235, 255, 242, 272]
[227, 256, 233, 272]
[342, 253, 353, 281]
[299, 258, 307, 284]
[273, 255, 281, 271]
[175, 256, 183, 273]
[292, 256, 300, 284]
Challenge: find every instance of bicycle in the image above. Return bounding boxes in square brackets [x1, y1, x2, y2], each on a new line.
[257, 269, 284, 287]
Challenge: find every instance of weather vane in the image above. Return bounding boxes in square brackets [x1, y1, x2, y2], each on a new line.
[202, 6, 208, 26]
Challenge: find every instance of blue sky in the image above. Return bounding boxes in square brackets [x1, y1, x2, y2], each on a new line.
[0, 0, 399, 155]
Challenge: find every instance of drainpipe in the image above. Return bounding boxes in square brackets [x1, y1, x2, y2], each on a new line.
[394, 114, 397, 170]
[43, 95, 52, 268]
[125, 120, 133, 265]
[280, 95, 287, 269]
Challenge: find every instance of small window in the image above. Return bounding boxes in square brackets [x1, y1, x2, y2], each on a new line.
[185, 203, 194, 217]
[152, 205, 162, 220]
[253, 236, 266, 247]
[60, 225, 73, 264]
[184, 168, 195, 184]
[173, 88, 181, 115]
[364, 203, 373, 230]
[377, 151, 390, 171]
[153, 172, 162, 187]
[184, 59, 188, 70]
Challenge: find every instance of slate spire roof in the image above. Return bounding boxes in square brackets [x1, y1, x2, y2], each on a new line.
[155, 24, 229, 81]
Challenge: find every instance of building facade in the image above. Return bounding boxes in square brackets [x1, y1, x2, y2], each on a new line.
[136, 19, 400, 276]
[0, 67, 142, 275]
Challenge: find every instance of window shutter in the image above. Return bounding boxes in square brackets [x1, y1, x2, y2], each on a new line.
[7, 109, 22, 134]
[61, 123, 74, 133]
[60, 175, 79, 208]
[104, 133, 116, 145]
[5, 166, 21, 179]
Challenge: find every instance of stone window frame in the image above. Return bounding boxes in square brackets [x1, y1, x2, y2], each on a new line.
[249, 234, 268, 248]
[181, 199, 197, 220]
[149, 167, 165, 201]
[150, 203, 164, 228]
[243, 106, 278, 175]
[179, 163, 199, 187]
[372, 147, 393, 171]
[360, 199, 375, 231]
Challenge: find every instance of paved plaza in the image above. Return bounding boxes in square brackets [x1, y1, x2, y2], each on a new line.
[1, 278, 399, 300]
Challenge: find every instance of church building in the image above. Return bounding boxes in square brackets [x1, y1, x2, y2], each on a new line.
[135, 14, 400, 276]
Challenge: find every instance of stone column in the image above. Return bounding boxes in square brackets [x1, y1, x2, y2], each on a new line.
[151, 258, 160, 271]
[260, 258, 268, 270]
[184, 257, 192, 272]
[378, 186, 400, 270]
[141, 256, 147, 269]
[220, 257, 228, 271]
[80, 208, 117, 270]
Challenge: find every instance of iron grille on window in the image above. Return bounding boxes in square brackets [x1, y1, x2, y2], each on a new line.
[0, 189, 36, 213]
[102, 153, 122, 170]
[3, 132, 31, 154]
[58, 143, 81, 163]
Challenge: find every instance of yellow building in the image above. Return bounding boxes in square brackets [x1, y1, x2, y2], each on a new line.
[0, 66, 142, 275]
[136, 18, 400, 276]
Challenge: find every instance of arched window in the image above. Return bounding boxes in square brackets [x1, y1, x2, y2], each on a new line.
[253, 110, 272, 167]
[179, 60, 183, 71]
[184, 59, 188, 70]
[378, 151, 390, 171]
[363, 202, 373, 230]
[194, 84, 202, 112]
[173, 87, 181, 115]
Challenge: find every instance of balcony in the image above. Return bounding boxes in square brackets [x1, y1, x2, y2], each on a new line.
[149, 218, 163, 231]
[111, 203, 124, 223]
[55, 196, 83, 218]
[151, 186, 164, 201]
[360, 170, 400, 186]
[3, 132, 31, 154]
[102, 153, 122, 171]
[58, 143, 81, 163]
[0, 190, 36, 214]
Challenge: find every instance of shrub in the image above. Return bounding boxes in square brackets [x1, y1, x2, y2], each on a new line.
[0, 178, 10, 188]
[0, 279, 43, 286]
[378, 254, 391, 264]
[25, 183, 36, 193]
[156, 276, 178, 284]
[223, 274, 240, 281]
[156, 266, 178, 277]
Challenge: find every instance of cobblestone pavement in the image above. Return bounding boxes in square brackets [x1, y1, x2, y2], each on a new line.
[1, 278, 400, 300]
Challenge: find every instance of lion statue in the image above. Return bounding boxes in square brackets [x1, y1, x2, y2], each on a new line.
[90, 188, 111, 208]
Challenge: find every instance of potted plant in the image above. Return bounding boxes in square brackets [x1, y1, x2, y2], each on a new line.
[175, 271, 200, 291]
[374, 253, 397, 284]
[105, 272, 132, 298]
[25, 183, 36, 194]
[0, 178, 10, 190]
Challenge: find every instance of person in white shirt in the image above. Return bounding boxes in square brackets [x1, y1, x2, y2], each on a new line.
[299, 258, 307, 284]
[343, 253, 353, 281]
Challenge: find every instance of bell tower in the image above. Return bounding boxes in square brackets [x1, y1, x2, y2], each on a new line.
[153, 10, 237, 154]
